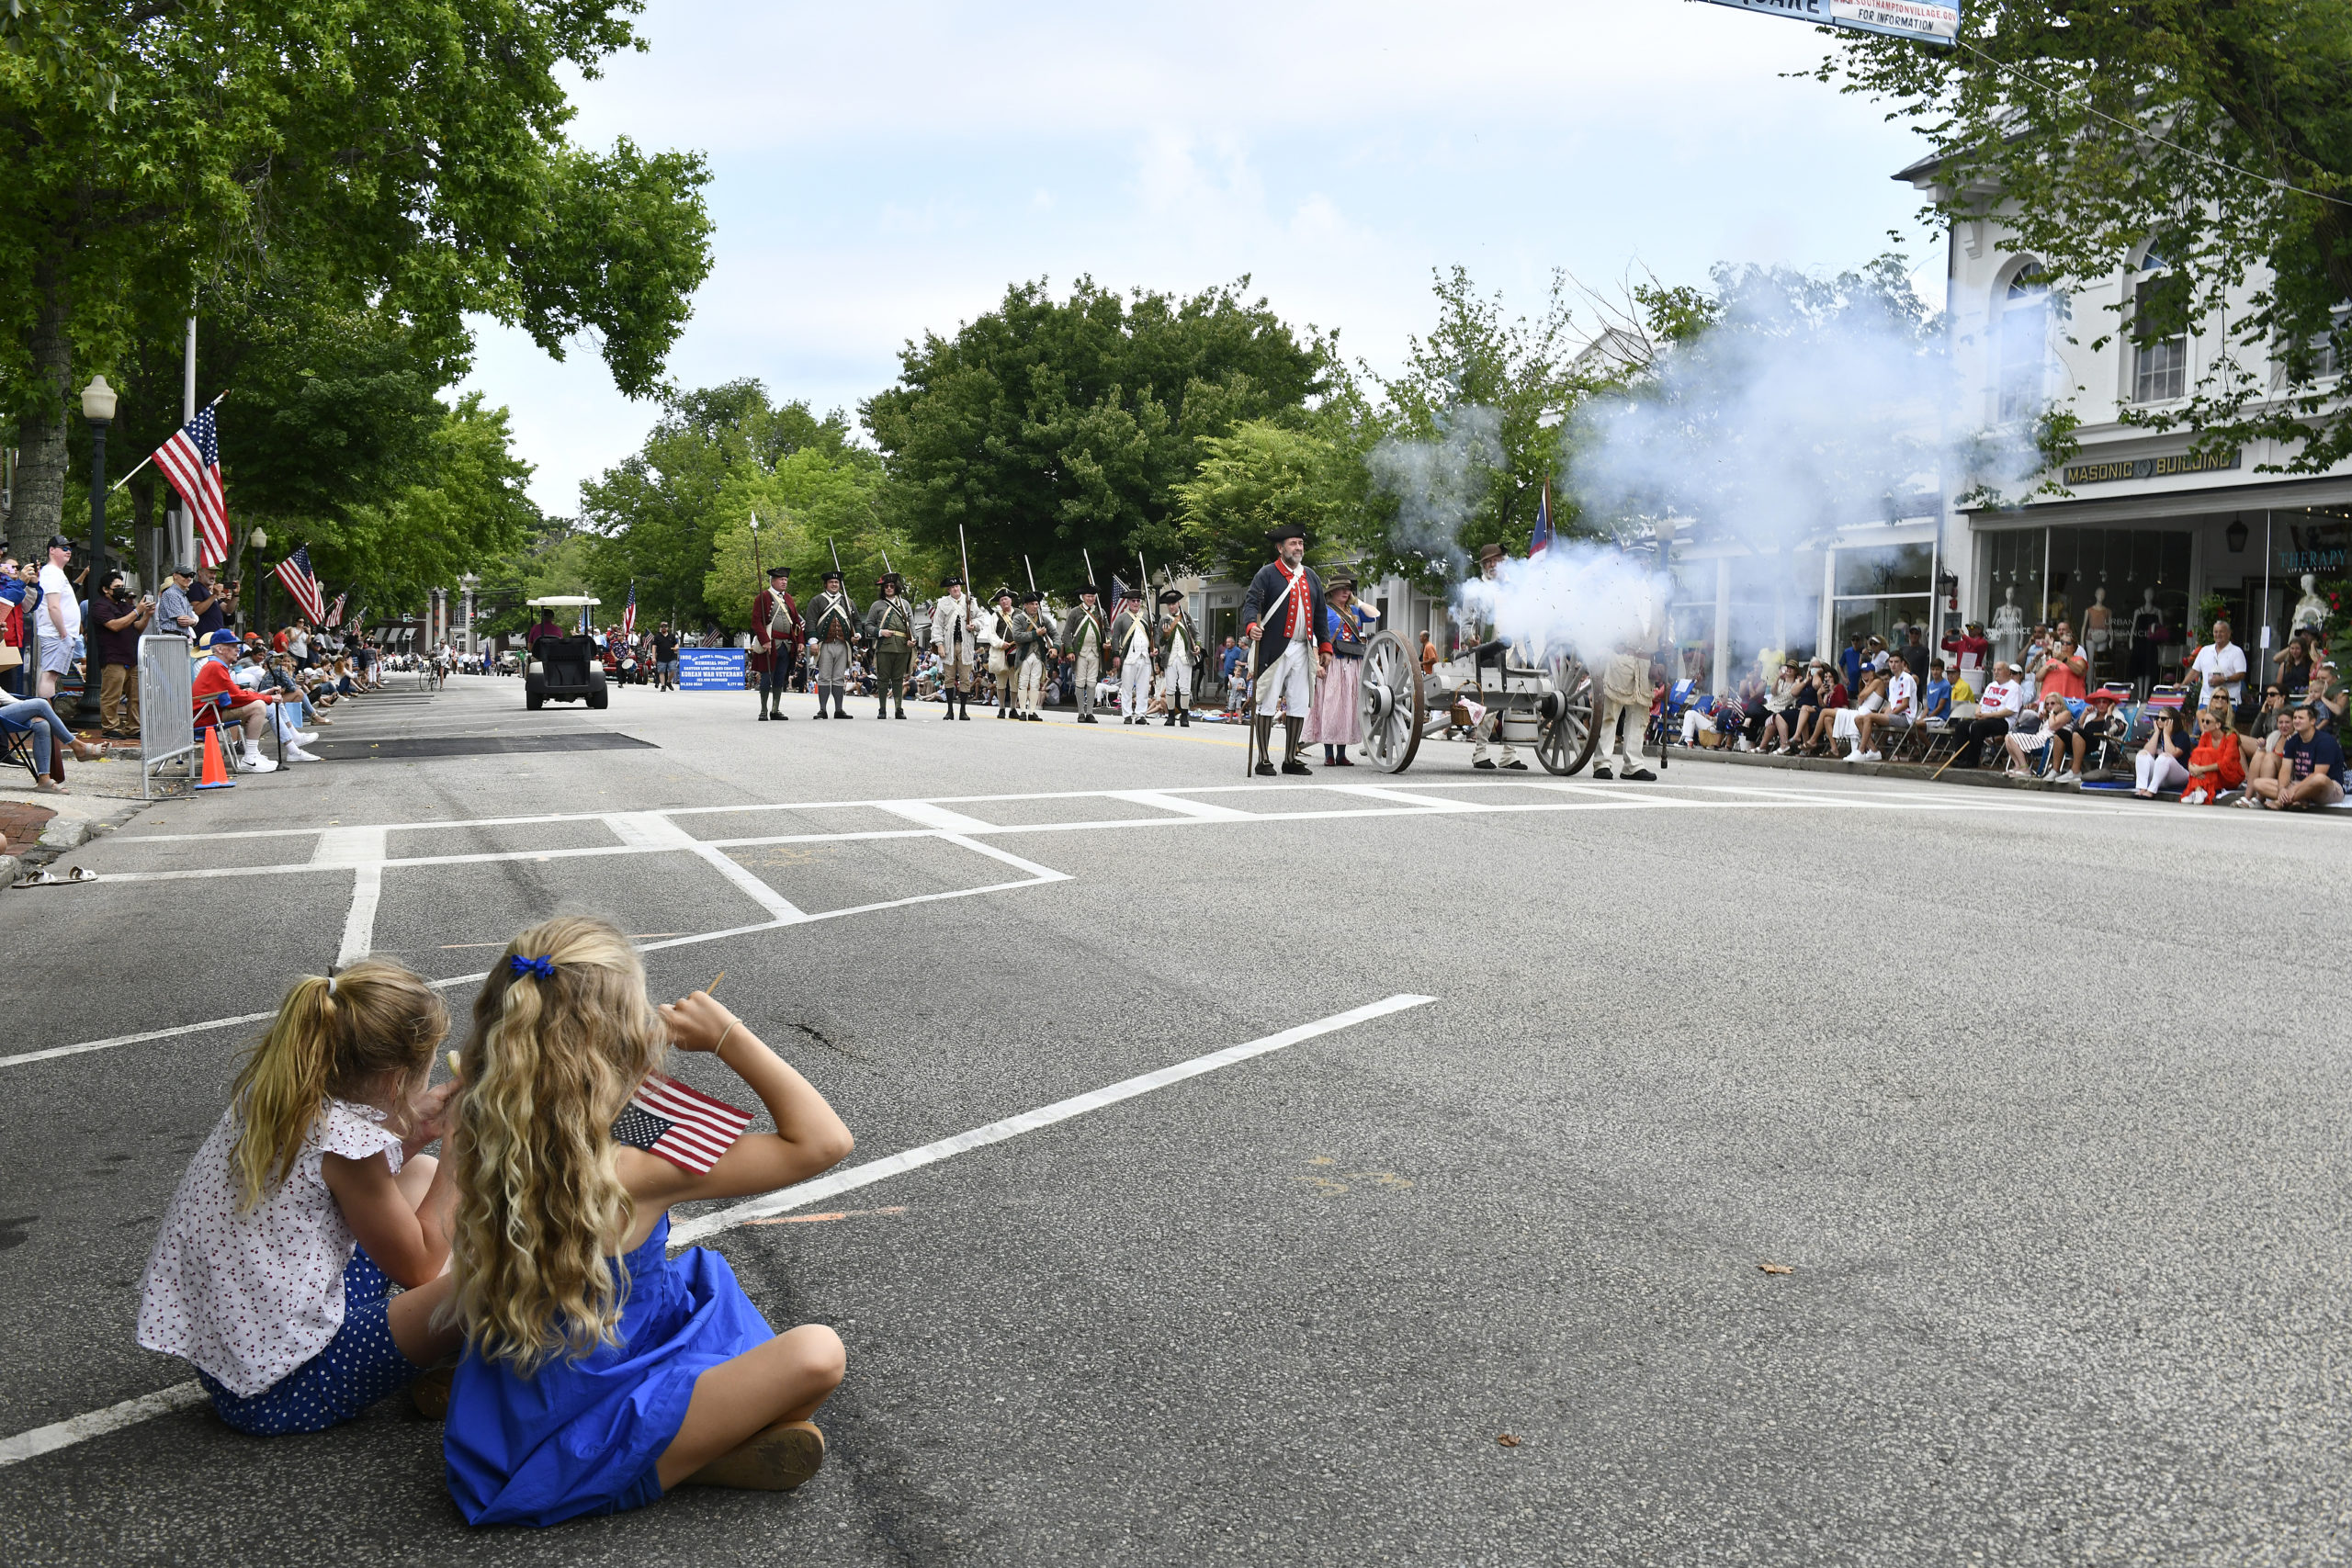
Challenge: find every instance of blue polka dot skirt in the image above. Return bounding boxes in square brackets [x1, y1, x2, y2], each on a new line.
[198, 1249, 425, 1435]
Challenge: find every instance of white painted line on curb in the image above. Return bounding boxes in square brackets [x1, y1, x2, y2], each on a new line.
[671, 992, 1439, 1245]
[0, 1381, 208, 1468]
[0, 995, 1438, 1466]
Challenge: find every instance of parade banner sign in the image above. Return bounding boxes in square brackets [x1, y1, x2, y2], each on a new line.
[1690, 0, 1957, 46]
[677, 647, 747, 691]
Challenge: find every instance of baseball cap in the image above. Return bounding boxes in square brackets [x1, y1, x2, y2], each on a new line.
[198, 628, 241, 649]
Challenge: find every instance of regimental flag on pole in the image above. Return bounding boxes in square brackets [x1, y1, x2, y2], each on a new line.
[153, 404, 230, 570]
[621, 581, 637, 637]
[1531, 480, 1553, 556]
[324, 592, 346, 628]
[275, 545, 327, 624]
[610, 1074, 752, 1174]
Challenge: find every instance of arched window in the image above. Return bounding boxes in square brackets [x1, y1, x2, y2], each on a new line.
[2131, 245, 2188, 402]
[1997, 264, 2050, 423]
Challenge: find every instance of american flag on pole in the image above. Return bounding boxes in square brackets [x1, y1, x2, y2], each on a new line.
[275, 545, 327, 624]
[611, 1074, 752, 1174]
[153, 404, 229, 569]
[621, 581, 637, 637]
[324, 592, 346, 628]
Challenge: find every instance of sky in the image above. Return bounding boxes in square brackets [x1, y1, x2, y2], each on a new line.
[459, 0, 1943, 516]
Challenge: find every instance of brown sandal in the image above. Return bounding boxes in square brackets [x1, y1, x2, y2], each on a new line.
[683, 1418, 826, 1491]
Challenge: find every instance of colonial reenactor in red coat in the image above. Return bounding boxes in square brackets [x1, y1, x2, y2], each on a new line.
[752, 563, 803, 723]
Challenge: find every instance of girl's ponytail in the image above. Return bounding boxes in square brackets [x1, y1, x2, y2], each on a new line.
[228, 960, 448, 1212]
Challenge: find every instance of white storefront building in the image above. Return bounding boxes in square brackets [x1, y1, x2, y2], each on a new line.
[1899, 151, 2350, 689]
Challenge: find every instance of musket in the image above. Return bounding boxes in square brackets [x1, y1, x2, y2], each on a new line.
[958, 525, 972, 592]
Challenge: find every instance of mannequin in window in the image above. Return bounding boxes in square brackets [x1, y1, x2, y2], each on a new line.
[1990, 586, 2027, 670]
[2084, 587, 2112, 678]
[2292, 573, 2328, 634]
[2129, 589, 2165, 693]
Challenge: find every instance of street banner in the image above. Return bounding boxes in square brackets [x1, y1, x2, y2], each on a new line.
[676, 647, 746, 691]
[1690, 0, 1957, 46]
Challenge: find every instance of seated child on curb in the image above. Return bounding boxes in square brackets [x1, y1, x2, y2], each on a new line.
[441, 915, 855, 1527]
[138, 959, 462, 1433]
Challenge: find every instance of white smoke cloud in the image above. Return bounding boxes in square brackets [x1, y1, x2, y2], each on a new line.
[1453, 542, 1677, 663]
[1366, 403, 1502, 581]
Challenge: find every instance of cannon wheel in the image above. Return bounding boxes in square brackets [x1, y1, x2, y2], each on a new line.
[1356, 629, 1424, 773]
[1537, 655, 1600, 775]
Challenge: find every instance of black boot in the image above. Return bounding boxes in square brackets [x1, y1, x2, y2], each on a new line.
[758, 692, 771, 721]
[878, 696, 888, 718]
[958, 693, 971, 719]
[1163, 711, 1177, 728]
[1178, 705, 1190, 728]
[1281, 717, 1312, 774]
[944, 694, 956, 719]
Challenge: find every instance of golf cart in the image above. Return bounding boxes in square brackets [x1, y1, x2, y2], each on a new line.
[523, 596, 607, 711]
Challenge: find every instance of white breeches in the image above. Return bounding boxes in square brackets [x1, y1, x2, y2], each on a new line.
[1260, 640, 1314, 718]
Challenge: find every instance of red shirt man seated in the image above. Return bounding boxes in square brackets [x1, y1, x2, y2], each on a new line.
[190, 629, 282, 773]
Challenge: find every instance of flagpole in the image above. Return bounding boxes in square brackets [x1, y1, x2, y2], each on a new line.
[113, 389, 226, 492]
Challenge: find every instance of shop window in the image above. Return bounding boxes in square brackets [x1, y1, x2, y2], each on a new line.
[1834, 544, 1931, 597]
[1997, 265, 2051, 423]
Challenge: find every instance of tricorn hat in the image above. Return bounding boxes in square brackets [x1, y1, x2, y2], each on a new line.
[1158, 588, 1183, 605]
[1266, 523, 1307, 544]
[1079, 582, 1100, 597]
[1326, 573, 1356, 593]
[941, 573, 964, 588]
[1021, 588, 1042, 604]
[877, 570, 902, 590]
[767, 563, 791, 579]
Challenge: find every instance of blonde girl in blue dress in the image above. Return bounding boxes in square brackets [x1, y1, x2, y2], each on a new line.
[441, 915, 855, 1526]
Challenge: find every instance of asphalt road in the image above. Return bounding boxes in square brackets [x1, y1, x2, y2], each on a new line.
[1, 674, 2345, 1566]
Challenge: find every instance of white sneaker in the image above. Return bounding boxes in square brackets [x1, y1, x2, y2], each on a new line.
[283, 745, 321, 763]
[2053, 769, 2078, 784]
[1735, 737, 1753, 752]
[1857, 750, 1882, 762]
[293, 729, 320, 743]
[243, 753, 278, 773]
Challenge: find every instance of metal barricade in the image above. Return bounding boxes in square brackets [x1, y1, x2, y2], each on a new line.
[139, 634, 198, 799]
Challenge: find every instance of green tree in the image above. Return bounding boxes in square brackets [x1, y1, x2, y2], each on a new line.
[1173, 414, 1371, 580]
[1362, 267, 1601, 587]
[266, 394, 539, 626]
[864, 276, 1331, 594]
[700, 446, 931, 633]
[583, 382, 874, 628]
[1819, 0, 2352, 473]
[1, 0, 713, 561]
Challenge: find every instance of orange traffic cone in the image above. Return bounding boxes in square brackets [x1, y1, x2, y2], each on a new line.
[196, 725, 235, 789]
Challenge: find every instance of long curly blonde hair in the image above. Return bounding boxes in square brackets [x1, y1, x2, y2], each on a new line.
[447, 915, 667, 1373]
[229, 960, 447, 1212]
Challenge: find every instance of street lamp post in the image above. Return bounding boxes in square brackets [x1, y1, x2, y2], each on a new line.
[459, 572, 480, 658]
[81, 375, 118, 591]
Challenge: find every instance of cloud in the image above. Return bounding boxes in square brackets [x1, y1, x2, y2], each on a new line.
[467, 2, 1939, 513]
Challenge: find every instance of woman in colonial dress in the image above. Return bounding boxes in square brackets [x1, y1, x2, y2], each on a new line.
[1308, 575, 1373, 766]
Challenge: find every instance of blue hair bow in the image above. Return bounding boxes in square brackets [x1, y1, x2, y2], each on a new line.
[509, 954, 556, 980]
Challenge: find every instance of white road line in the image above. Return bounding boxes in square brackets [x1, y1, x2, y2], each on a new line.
[673, 993, 1438, 1242]
[0, 994, 1439, 1466]
[876, 799, 997, 833]
[6, 846, 1063, 1072]
[1108, 789, 1256, 820]
[1324, 784, 1480, 812]
[609, 812, 808, 925]
[310, 826, 388, 866]
[336, 864, 383, 966]
[0, 1381, 208, 1468]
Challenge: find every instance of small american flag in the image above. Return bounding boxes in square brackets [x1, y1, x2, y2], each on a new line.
[621, 581, 637, 637]
[324, 592, 345, 628]
[153, 403, 230, 570]
[275, 545, 327, 624]
[612, 1074, 752, 1173]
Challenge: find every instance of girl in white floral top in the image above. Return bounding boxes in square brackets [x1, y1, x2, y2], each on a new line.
[138, 957, 464, 1434]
